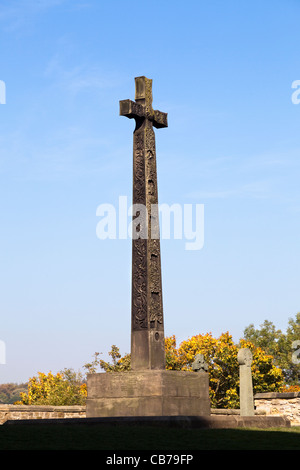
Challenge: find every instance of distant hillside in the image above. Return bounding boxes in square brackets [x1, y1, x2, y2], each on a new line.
[0, 383, 28, 404]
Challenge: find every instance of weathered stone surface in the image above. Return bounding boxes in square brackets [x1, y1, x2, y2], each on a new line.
[5, 415, 290, 429]
[255, 392, 300, 426]
[238, 348, 254, 416]
[192, 354, 208, 372]
[86, 370, 210, 417]
[120, 76, 167, 371]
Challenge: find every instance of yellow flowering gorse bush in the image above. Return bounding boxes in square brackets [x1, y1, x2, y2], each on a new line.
[16, 370, 87, 406]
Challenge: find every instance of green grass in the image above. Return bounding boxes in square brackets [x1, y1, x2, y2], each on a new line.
[0, 424, 300, 450]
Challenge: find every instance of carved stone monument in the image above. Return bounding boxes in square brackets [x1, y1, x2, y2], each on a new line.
[238, 348, 254, 416]
[86, 77, 210, 418]
[119, 76, 166, 371]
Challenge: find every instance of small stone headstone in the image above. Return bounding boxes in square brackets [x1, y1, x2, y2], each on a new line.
[238, 348, 254, 416]
[192, 354, 208, 372]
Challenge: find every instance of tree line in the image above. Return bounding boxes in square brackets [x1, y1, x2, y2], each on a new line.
[0, 383, 28, 404]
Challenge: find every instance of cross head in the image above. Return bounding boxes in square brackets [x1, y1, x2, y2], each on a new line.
[119, 76, 168, 129]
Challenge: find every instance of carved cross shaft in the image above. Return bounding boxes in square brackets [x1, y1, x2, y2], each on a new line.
[120, 77, 168, 370]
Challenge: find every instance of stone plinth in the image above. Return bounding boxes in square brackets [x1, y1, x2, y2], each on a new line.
[86, 370, 210, 418]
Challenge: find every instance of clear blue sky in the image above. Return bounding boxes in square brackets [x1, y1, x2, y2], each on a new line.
[0, 0, 300, 383]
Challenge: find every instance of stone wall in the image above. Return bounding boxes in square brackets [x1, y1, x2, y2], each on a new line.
[0, 405, 86, 424]
[1, 394, 300, 425]
[254, 392, 300, 426]
[0, 405, 246, 424]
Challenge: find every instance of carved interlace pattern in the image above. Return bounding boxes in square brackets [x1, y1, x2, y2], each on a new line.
[131, 124, 163, 331]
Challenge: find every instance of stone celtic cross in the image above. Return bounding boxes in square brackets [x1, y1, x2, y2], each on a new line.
[120, 77, 168, 370]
